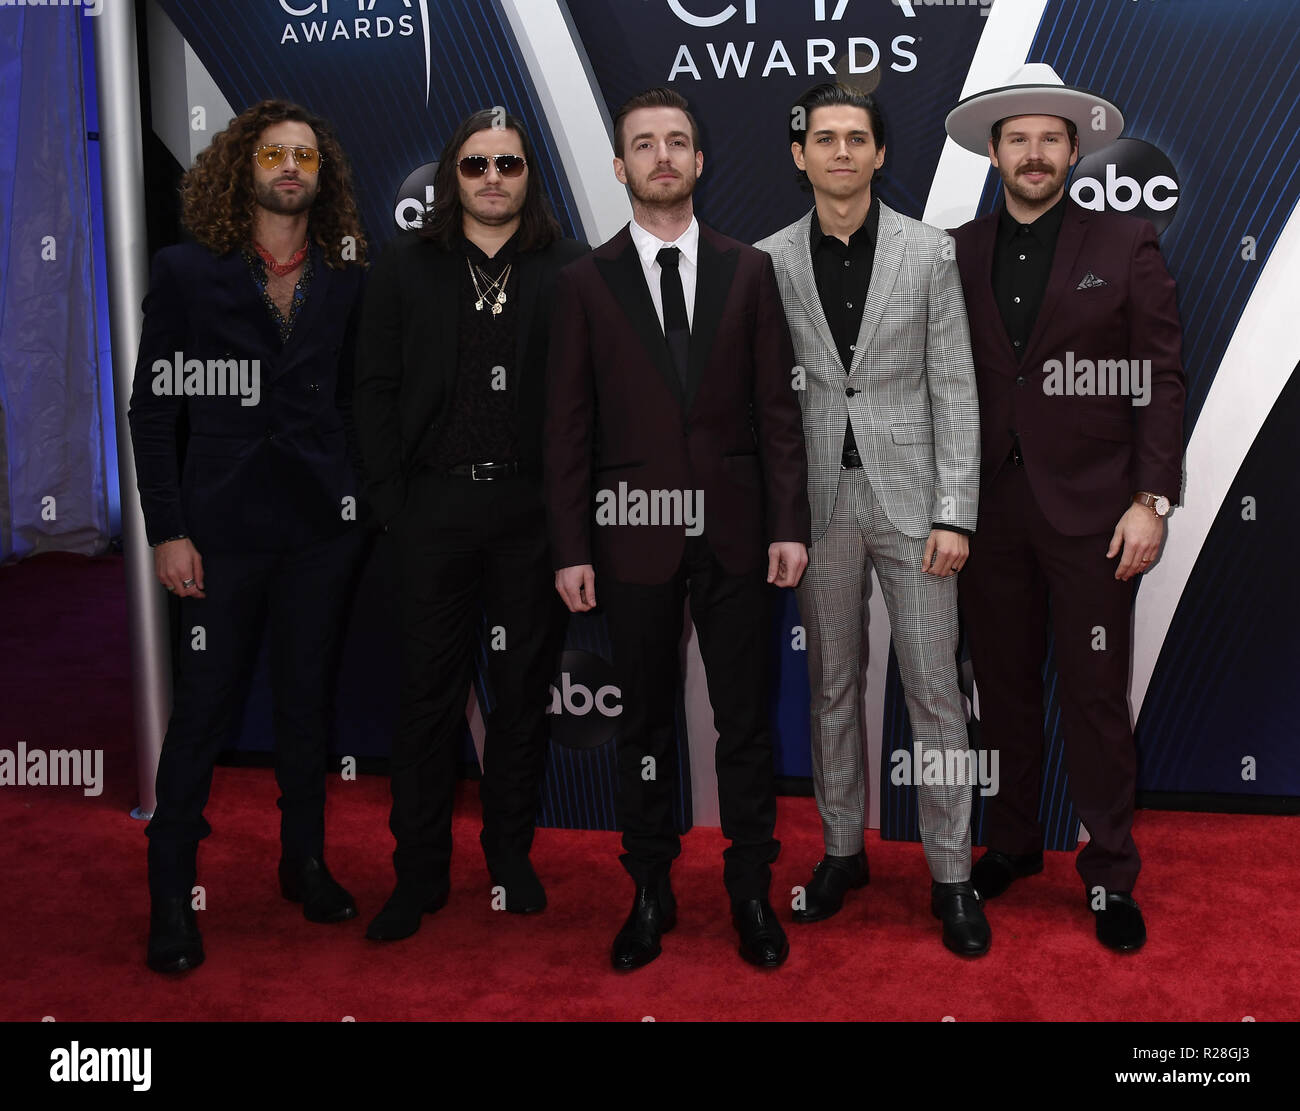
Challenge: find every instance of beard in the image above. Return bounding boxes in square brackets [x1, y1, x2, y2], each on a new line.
[462, 189, 526, 227]
[1000, 160, 1068, 207]
[253, 176, 318, 215]
[626, 167, 696, 208]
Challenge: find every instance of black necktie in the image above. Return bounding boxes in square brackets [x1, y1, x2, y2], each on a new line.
[657, 246, 690, 386]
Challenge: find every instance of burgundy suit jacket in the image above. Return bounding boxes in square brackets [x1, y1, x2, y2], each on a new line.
[952, 200, 1185, 536]
[545, 221, 811, 585]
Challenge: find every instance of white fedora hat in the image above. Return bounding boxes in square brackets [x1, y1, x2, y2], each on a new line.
[944, 63, 1124, 157]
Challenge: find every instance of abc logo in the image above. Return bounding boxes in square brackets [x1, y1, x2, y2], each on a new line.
[546, 650, 622, 750]
[1070, 138, 1180, 234]
[393, 162, 438, 232]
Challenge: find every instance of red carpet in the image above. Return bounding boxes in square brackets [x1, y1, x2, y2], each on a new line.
[2, 553, 1297, 1022]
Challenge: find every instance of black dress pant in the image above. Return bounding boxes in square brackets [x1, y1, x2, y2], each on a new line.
[146, 528, 364, 898]
[599, 535, 780, 904]
[959, 461, 1141, 893]
[387, 471, 563, 889]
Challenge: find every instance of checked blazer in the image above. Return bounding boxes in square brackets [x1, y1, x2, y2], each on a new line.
[756, 201, 980, 544]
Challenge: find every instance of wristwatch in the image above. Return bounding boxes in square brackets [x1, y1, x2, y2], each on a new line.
[1133, 492, 1171, 518]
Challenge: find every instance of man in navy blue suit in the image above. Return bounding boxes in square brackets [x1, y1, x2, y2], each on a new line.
[128, 100, 369, 973]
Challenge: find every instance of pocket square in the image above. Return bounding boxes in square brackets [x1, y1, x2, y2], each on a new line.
[1076, 271, 1108, 290]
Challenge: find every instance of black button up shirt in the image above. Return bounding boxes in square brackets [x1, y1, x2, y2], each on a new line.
[992, 195, 1066, 359]
[810, 198, 878, 464]
[426, 232, 520, 469]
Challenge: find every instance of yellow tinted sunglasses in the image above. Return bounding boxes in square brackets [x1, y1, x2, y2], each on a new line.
[254, 144, 324, 173]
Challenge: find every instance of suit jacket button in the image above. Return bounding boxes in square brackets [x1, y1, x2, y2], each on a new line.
[309, 382, 320, 392]
[845, 387, 857, 397]
[1015, 376, 1026, 386]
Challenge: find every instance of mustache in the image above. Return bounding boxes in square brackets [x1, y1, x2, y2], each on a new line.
[1018, 163, 1056, 175]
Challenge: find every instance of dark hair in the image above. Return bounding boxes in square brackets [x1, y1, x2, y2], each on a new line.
[788, 83, 887, 192]
[990, 115, 1079, 148]
[612, 87, 702, 158]
[181, 99, 366, 267]
[420, 108, 562, 251]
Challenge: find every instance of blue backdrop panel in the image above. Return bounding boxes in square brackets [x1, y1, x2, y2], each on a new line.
[563, 0, 986, 244]
[146, 1, 1300, 846]
[1137, 359, 1300, 794]
[157, 0, 582, 252]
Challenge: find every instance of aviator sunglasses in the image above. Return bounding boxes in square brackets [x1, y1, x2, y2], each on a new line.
[457, 153, 528, 178]
[254, 144, 324, 173]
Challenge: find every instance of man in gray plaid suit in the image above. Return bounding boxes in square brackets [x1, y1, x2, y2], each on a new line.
[756, 84, 988, 956]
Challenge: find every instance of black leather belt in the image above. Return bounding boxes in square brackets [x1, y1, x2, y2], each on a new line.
[841, 446, 864, 470]
[1008, 433, 1024, 467]
[445, 461, 520, 481]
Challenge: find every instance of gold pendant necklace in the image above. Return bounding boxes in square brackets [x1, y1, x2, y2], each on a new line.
[467, 259, 512, 316]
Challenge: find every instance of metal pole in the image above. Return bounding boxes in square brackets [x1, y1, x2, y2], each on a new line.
[93, 0, 170, 819]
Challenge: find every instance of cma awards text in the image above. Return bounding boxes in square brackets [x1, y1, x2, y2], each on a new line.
[665, 0, 920, 81]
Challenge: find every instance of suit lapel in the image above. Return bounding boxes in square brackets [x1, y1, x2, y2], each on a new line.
[1022, 202, 1088, 368]
[785, 209, 841, 370]
[848, 201, 903, 378]
[218, 249, 281, 359]
[595, 227, 685, 409]
[399, 241, 461, 470]
[970, 214, 1017, 369]
[685, 228, 738, 412]
[512, 248, 541, 394]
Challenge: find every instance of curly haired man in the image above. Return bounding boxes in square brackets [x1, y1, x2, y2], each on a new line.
[128, 100, 369, 973]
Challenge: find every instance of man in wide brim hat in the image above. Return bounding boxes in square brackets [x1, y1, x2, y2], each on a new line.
[944, 64, 1187, 955]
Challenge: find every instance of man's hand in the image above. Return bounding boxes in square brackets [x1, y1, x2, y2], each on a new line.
[155, 538, 206, 598]
[556, 564, 597, 612]
[1107, 503, 1164, 580]
[767, 542, 808, 589]
[920, 529, 968, 576]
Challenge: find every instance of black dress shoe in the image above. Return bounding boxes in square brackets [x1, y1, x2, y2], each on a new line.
[611, 881, 676, 971]
[793, 851, 870, 923]
[147, 896, 204, 974]
[931, 881, 991, 957]
[1092, 891, 1146, 952]
[970, 849, 1043, 899]
[364, 883, 449, 941]
[487, 856, 547, 914]
[279, 856, 357, 923]
[733, 899, 789, 968]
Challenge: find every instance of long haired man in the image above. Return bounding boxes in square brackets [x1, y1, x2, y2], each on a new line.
[129, 99, 369, 973]
[354, 109, 587, 940]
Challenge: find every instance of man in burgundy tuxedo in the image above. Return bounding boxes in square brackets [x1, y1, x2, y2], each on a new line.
[945, 65, 1186, 951]
[545, 88, 810, 971]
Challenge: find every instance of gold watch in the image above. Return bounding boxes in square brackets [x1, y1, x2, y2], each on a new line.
[1133, 492, 1171, 518]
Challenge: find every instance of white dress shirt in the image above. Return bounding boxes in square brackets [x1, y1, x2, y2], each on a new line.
[629, 215, 698, 331]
